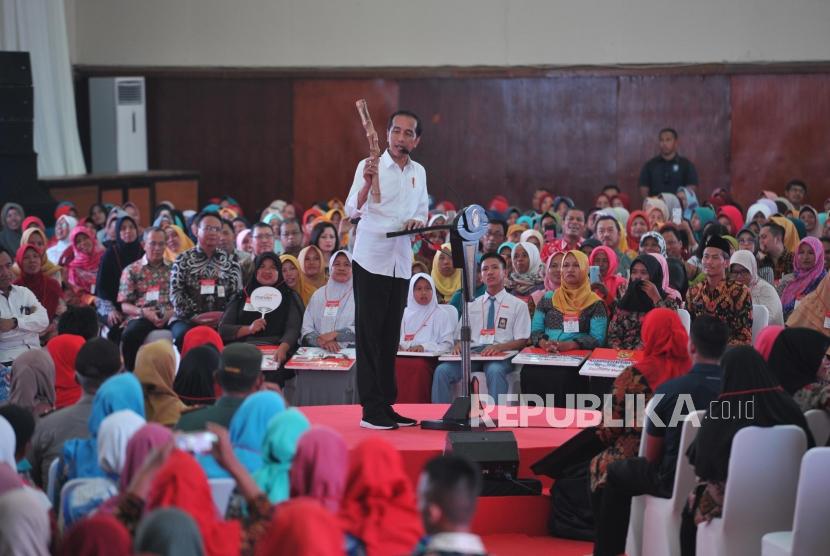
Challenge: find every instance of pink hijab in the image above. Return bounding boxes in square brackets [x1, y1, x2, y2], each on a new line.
[781, 237, 826, 308]
[649, 253, 682, 302]
[755, 325, 785, 360]
[289, 426, 348, 513]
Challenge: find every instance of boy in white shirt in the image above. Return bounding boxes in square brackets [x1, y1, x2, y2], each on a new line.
[431, 253, 530, 403]
[0, 247, 49, 365]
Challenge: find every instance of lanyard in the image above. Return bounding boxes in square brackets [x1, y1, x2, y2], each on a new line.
[481, 294, 504, 329]
[403, 307, 437, 340]
[324, 286, 352, 305]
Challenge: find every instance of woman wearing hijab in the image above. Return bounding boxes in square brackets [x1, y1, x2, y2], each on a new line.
[521, 250, 608, 401]
[97, 409, 146, 480]
[134, 508, 205, 556]
[415, 214, 448, 272]
[498, 241, 515, 272]
[768, 215, 800, 254]
[727, 249, 783, 326]
[716, 205, 743, 236]
[14, 244, 63, 325]
[61, 372, 145, 481]
[676, 186, 699, 220]
[787, 271, 830, 332]
[779, 236, 826, 320]
[798, 205, 821, 237]
[301, 251, 356, 350]
[254, 407, 311, 503]
[134, 340, 186, 426]
[592, 308, 691, 555]
[0, 202, 24, 255]
[96, 216, 143, 341]
[15, 227, 63, 284]
[431, 243, 462, 304]
[766, 327, 830, 412]
[680, 346, 813, 556]
[644, 197, 669, 230]
[46, 214, 78, 265]
[280, 254, 315, 307]
[588, 245, 627, 308]
[181, 325, 224, 357]
[638, 231, 666, 256]
[163, 224, 194, 263]
[339, 437, 423, 555]
[735, 227, 758, 255]
[506, 241, 544, 314]
[9, 349, 55, 419]
[531, 251, 565, 309]
[754, 325, 784, 360]
[649, 253, 683, 303]
[607, 255, 678, 349]
[520, 228, 545, 252]
[256, 497, 346, 556]
[690, 207, 715, 243]
[626, 210, 649, 256]
[46, 333, 85, 409]
[0, 487, 50, 556]
[199, 391, 286, 479]
[60, 514, 132, 556]
[395, 273, 457, 403]
[62, 226, 103, 306]
[173, 345, 221, 406]
[236, 228, 253, 255]
[297, 245, 327, 290]
[289, 426, 348, 513]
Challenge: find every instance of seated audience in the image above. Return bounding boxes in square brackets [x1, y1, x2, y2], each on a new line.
[46, 333, 85, 409]
[431, 243, 461, 304]
[300, 250, 356, 351]
[173, 344, 221, 406]
[0, 247, 49, 368]
[59, 514, 132, 556]
[134, 340, 186, 427]
[522, 250, 606, 401]
[176, 343, 264, 431]
[46, 214, 77, 265]
[779, 236, 826, 320]
[729, 249, 784, 325]
[757, 221, 793, 283]
[96, 410, 146, 482]
[96, 216, 143, 343]
[433, 253, 530, 403]
[13, 244, 63, 337]
[279, 254, 315, 306]
[594, 214, 632, 274]
[506, 241, 544, 313]
[766, 327, 830, 412]
[786, 271, 830, 332]
[118, 227, 174, 370]
[639, 231, 666, 256]
[395, 273, 457, 403]
[134, 508, 205, 556]
[8, 348, 55, 419]
[309, 221, 340, 270]
[414, 454, 487, 556]
[253, 407, 311, 503]
[162, 224, 194, 263]
[61, 226, 103, 306]
[0, 487, 50, 556]
[15, 227, 62, 284]
[588, 246, 627, 308]
[289, 426, 348, 512]
[278, 219, 303, 259]
[297, 245, 327, 291]
[0, 203, 24, 255]
[680, 346, 814, 556]
[28, 338, 121, 488]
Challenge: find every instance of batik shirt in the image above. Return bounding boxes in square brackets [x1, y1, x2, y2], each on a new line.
[117, 256, 172, 323]
[170, 247, 242, 320]
[686, 278, 752, 345]
[758, 250, 794, 284]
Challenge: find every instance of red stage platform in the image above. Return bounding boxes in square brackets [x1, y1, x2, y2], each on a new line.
[301, 403, 595, 555]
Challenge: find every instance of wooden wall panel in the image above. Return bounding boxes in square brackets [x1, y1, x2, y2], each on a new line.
[730, 74, 830, 208]
[292, 79, 399, 209]
[616, 75, 731, 204]
[145, 77, 293, 220]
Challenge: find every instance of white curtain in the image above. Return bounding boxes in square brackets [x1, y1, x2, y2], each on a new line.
[1, 0, 86, 177]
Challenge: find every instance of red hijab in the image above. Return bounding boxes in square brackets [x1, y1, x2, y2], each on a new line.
[59, 514, 132, 556]
[46, 334, 85, 409]
[147, 450, 241, 556]
[21, 216, 45, 232]
[611, 192, 631, 210]
[588, 246, 627, 306]
[339, 437, 423, 555]
[64, 226, 103, 293]
[636, 308, 692, 390]
[256, 498, 345, 556]
[14, 244, 62, 320]
[626, 211, 648, 252]
[181, 325, 224, 357]
[754, 325, 785, 360]
[717, 205, 744, 236]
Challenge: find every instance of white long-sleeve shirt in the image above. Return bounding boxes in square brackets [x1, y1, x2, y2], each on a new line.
[0, 285, 49, 362]
[345, 150, 429, 279]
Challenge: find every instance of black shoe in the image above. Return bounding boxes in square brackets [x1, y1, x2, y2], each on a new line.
[386, 406, 418, 427]
[359, 413, 399, 430]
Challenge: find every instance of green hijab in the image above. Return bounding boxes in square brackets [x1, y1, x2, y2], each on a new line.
[253, 407, 311, 503]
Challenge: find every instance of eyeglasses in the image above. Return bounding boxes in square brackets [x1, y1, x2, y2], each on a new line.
[200, 225, 222, 233]
[281, 231, 302, 237]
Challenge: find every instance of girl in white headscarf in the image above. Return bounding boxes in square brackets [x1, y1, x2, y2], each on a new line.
[46, 214, 78, 264]
[0, 488, 50, 556]
[506, 241, 545, 315]
[395, 273, 457, 403]
[729, 249, 784, 325]
[300, 250, 356, 352]
[97, 409, 146, 479]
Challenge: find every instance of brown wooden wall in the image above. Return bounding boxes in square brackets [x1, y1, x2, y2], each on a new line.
[75, 65, 830, 219]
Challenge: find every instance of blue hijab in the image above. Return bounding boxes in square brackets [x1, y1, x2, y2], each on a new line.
[254, 408, 311, 503]
[61, 373, 145, 481]
[199, 391, 286, 479]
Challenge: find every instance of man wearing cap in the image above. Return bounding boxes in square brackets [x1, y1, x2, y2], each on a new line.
[686, 235, 753, 345]
[27, 338, 123, 488]
[175, 343, 266, 431]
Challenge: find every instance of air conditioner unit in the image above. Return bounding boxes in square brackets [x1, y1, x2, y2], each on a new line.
[89, 76, 147, 173]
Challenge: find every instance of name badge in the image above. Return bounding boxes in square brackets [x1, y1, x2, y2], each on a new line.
[404, 333, 416, 342]
[324, 301, 340, 318]
[563, 313, 579, 334]
[479, 328, 495, 345]
[498, 317, 508, 330]
[145, 286, 160, 302]
[89, 284, 95, 295]
[217, 285, 225, 298]
[200, 279, 216, 295]
[824, 312, 830, 329]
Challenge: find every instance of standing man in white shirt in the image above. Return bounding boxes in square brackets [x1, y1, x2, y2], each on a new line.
[432, 253, 531, 404]
[346, 110, 429, 430]
[0, 247, 49, 365]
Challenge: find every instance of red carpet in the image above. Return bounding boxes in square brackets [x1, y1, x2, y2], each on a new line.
[301, 403, 595, 553]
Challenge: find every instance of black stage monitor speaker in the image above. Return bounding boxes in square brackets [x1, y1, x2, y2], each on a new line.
[445, 431, 519, 479]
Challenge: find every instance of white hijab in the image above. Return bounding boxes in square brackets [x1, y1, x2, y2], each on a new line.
[400, 273, 457, 350]
[0, 417, 15, 468]
[46, 215, 78, 264]
[511, 241, 543, 277]
[729, 249, 759, 286]
[745, 202, 772, 225]
[309, 250, 355, 334]
[97, 409, 146, 476]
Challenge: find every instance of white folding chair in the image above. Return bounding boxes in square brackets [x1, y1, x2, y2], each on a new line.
[624, 397, 659, 556]
[804, 409, 830, 446]
[752, 304, 770, 344]
[46, 458, 59, 505]
[208, 477, 236, 517]
[696, 425, 806, 556]
[677, 309, 691, 335]
[762, 447, 830, 556]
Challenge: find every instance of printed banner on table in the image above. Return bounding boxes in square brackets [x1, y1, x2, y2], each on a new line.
[396, 350, 446, 358]
[512, 347, 592, 367]
[255, 345, 281, 370]
[579, 348, 643, 378]
[438, 350, 518, 362]
[285, 347, 356, 371]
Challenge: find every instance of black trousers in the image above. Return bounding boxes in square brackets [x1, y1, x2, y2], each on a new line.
[591, 457, 671, 556]
[352, 261, 408, 418]
[121, 318, 162, 370]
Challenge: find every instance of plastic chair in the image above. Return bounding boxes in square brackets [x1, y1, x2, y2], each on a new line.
[46, 458, 59, 506]
[804, 409, 830, 446]
[751, 304, 770, 344]
[58, 477, 118, 532]
[208, 477, 236, 517]
[623, 397, 659, 556]
[762, 447, 830, 556]
[696, 425, 806, 556]
[677, 309, 691, 334]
